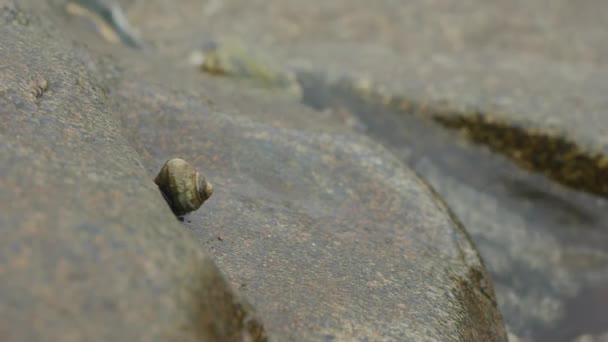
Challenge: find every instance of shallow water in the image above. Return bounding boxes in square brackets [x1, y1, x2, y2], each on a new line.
[297, 72, 608, 341]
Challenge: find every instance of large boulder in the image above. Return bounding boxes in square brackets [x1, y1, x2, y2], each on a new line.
[0, 2, 265, 341]
[0, 0, 507, 340]
[114, 0, 608, 339]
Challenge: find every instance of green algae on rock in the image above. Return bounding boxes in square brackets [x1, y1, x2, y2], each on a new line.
[191, 39, 302, 97]
[432, 114, 608, 199]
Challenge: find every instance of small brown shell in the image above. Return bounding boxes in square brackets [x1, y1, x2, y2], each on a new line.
[154, 158, 213, 216]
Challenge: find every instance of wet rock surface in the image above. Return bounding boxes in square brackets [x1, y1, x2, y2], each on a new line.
[111, 0, 608, 340]
[0, 0, 508, 341]
[298, 77, 608, 341]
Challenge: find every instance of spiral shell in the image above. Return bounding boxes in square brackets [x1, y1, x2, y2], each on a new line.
[154, 158, 213, 216]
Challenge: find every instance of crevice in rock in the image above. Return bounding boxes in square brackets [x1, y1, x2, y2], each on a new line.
[431, 114, 608, 199]
[296, 71, 608, 199]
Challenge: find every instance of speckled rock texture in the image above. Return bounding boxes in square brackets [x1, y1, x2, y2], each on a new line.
[0, 0, 507, 341]
[0, 2, 265, 341]
[111, 0, 608, 340]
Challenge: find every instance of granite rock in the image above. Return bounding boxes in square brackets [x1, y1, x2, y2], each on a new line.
[0, 2, 265, 341]
[0, 0, 509, 340]
[112, 0, 608, 339]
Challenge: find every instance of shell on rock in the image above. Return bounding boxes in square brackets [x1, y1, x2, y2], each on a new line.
[154, 158, 213, 216]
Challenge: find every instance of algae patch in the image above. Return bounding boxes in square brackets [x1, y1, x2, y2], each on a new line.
[432, 114, 608, 199]
[298, 71, 608, 198]
[190, 40, 302, 97]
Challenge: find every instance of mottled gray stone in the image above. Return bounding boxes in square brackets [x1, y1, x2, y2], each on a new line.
[106, 0, 608, 340]
[113, 77, 507, 340]
[0, 0, 509, 340]
[0, 2, 265, 341]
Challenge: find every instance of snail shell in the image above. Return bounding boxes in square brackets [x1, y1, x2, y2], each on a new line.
[154, 158, 213, 216]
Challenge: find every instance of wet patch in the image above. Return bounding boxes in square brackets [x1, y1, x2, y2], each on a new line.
[300, 72, 608, 199]
[296, 71, 608, 340]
